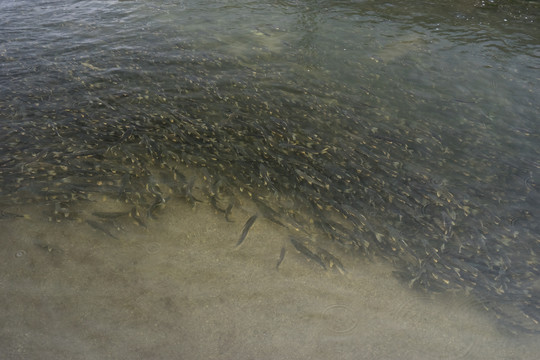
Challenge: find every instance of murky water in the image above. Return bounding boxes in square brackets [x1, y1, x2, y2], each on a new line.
[1, 0, 539, 358]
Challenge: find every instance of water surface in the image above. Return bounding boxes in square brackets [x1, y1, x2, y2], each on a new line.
[1, 0, 539, 358]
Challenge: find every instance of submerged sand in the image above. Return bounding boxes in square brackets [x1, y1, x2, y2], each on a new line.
[1, 198, 538, 360]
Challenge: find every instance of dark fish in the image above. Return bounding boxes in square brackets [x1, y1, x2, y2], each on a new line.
[86, 220, 119, 240]
[118, 127, 134, 143]
[294, 168, 326, 188]
[276, 247, 286, 269]
[259, 163, 273, 187]
[34, 242, 63, 255]
[209, 195, 221, 212]
[209, 193, 230, 216]
[252, 197, 284, 227]
[236, 214, 258, 247]
[289, 237, 326, 270]
[173, 167, 187, 184]
[0, 210, 24, 219]
[147, 195, 166, 219]
[224, 202, 234, 222]
[92, 211, 130, 219]
[184, 177, 202, 206]
[317, 248, 346, 274]
[130, 207, 146, 227]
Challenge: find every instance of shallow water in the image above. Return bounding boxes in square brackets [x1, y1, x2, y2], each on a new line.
[2, 200, 539, 360]
[1, 0, 539, 358]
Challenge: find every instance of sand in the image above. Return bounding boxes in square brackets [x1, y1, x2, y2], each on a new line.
[1, 197, 539, 360]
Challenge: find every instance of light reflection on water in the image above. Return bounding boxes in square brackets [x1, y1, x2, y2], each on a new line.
[0, 0, 539, 357]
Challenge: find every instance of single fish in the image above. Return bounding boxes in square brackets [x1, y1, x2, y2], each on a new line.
[147, 195, 166, 219]
[224, 202, 234, 222]
[92, 211, 130, 219]
[236, 214, 258, 247]
[184, 177, 202, 206]
[34, 242, 63, 255]
[0, 210, 25, 219]
[130, 207, 146, 227]
[289, 237, 326, 270]
[86, 220, 119, 240]
[317, 248, 346, 274]
[276, 247, 286, 270]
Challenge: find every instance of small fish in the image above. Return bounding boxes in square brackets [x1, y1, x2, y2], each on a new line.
[252, 197, 284, 227]
[86, 220, 119, 240]
[147, 196, 166, 219]
[317, 248, 346, 274]
[184, 177, 202, 206]
[34, 242, 63, 255]
[209, 193, 231, 218]
[92, 211, 130, 219]
[81, 62, 103, 71]
[130, 207, 146, 227]
[276, 247, 286, 269]
[0, 210, 25, 219]
[289, 237, 326, 270]
[209, 195, 220, 213]
[224, 202, 234, 222]
[236, 214, 258, 247]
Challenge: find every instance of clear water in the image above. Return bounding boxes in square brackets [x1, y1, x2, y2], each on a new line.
[1, 0, 539, 358]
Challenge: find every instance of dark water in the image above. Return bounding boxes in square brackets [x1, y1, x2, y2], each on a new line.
[1, 0, 539, 337]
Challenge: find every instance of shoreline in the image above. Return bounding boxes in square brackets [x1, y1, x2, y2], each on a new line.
[1, 198, 538, 359]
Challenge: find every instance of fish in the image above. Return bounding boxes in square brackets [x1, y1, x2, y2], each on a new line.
[317, 247, 346, 274]
[184, 177, 202, 206]
[252, 197, 284, 227]
[224, 202, 234, 222]
[289, 237, 326, 270]
[147, 195, 166, 219]
[92, 211, 130, 219]
[236, 214, 258, 247]
[130, 207, 146, 227]
[34, 241, 63, 255]
[86, 219, 119, 240]
[276, 247, 286, 270]
[0, 210, 25, 219]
